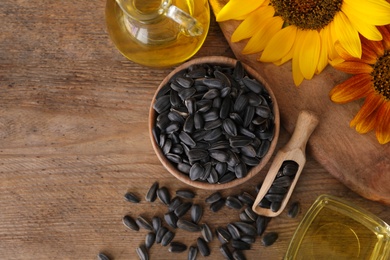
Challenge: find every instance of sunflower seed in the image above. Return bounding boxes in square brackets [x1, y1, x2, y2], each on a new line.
[229, 136, 253, 148]
[234, 94, 249, 112]
[201, 223, 213, 242]
[189, 163, 205, 180]
[268, 185, 288, 194]
[220, 95, 232, 119]
[219, 172, 236, 183]
[262, 232, 278, 247]
[197, 237, 210, 256]
[146, 182, 159, 202]
[240, 235, 256, 244]
[256, 216, 270, 236]
[272, 176, 292, 188]
[191, 204, 203, 224]
[145, 232, 156, 249]
[257, 139, 271, 158]
[234, 163, 248, 179]
[233, 61, 245, 80]
[165, 122, 180, 134]
[223, 118, 238, 136]
[164, 212, 178, 228]
[207, 168, 219, 184]
[123, 215, 139, 231]
[227, 223, 241, 240]
[232, 240, 251, 250]
[178, 87, 196, 101]
[168, 197, 183, 212]
[203, 88, 220, 100]
[239, 211, 254, 223]
[220, 244, 234, 260]
[176, 76, 194, 88]
[233, 250, 246, 260]
[136, 245, 149, 260]
[152, 216, 162, 232]
[124, 192, 140, 203]
[97, 253, 111, 260]
[234, 222, 257, 237]
[226, 196, 243, 210]
[206, 192, 222, 205]
[153, 95, 171, 114]
[203, 128, 223, 141]
[174, 202, 192, 218]
[271, 201, 282, 212]
[168, 241, 188, 253]
[136, 216, 153, 231]
[287, 201, 300, 218]
[177, 219, 201, 232]
[244, 207, 258, 222]
[204, 118, 222, 130]
[209, 150, 229, 162]
[156, 227, 168, 244]
[176, 189, 196, 199]
[188, 246, 198, 260]
[283, 160, 299, 176]
[179, 131, 196, 147]
[242, 76, 264, 94]
[177, 162, 191, 174]
[157, 187, 171, 205]
[216, 227, 232, 244]
[161, 231, 175, 246]
[259, 198, 271, 209]
[238, 192, 255, 206]
[187, 149, 208, 162]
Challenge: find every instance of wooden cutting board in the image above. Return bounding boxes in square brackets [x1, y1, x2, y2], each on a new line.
[210, 0, 390, 204]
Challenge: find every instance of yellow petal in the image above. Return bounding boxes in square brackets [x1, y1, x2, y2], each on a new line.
[343, 0, 390, 26]
[333, 12, 361, 58]
[316, 28, 329, 74]
[292, 31, 305, 86]
[242, 17, 283, 54]
[350, 93, 384, 127]
[327, 20, 340, 61]
[329, 74, 373, 103]
[259, 25, 297, 63]
[341, 5, 383, 41]
[299, 30, 321, 80]
[216, 0, 266, 22]
[231, 6, 275, 42]
[376, 102, 390, 144]
[333, 61, 373, 75]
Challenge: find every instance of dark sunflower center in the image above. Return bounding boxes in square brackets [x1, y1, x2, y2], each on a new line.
[372, 50, 390, 100]
[270, 0, 343, 30]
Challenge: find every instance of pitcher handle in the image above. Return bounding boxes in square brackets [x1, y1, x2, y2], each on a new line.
[165, 5, 203, 36]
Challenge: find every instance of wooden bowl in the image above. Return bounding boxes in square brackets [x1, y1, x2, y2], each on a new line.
[149, 56, 280, 190]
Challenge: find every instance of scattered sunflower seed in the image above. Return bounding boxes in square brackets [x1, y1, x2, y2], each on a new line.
[97, 253, 111, 260]
[124, 192, 140, 203]
[123, 215, 139, 231]
[262, 232, 278, 247]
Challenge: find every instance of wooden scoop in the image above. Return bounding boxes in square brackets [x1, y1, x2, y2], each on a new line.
[252, 110, 319, 217]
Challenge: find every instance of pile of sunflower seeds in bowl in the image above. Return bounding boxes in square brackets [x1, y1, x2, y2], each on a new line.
[149, 56, 280, 190]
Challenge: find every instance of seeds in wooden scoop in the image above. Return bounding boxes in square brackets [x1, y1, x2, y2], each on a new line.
[122, 215, 139, 231]
[152, 61, 276, 185]
[258, 160, 299, 212]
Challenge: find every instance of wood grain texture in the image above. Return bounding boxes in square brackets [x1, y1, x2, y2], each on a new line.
[209, 0, 390, 204]
[0, 0, 389, 259]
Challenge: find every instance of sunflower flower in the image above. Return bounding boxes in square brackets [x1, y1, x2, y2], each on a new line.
[330, 25, 390, 145]
[216, 0, 390, 86]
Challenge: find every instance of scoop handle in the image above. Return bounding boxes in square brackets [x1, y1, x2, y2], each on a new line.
[283, 110, 319, 154]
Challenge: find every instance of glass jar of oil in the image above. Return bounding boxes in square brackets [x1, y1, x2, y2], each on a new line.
[105, 0, 210, 67]
[285, 195, 390, 260]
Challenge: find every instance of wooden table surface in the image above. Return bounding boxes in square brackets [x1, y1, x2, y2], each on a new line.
[0, 1, 389, 259]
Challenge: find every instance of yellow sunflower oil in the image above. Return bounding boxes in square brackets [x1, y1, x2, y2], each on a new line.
[105, 0, 210, 68]
[285, 195, 390, 260]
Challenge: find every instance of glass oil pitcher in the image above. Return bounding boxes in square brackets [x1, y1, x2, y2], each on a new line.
[105, 0, 210, 67]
